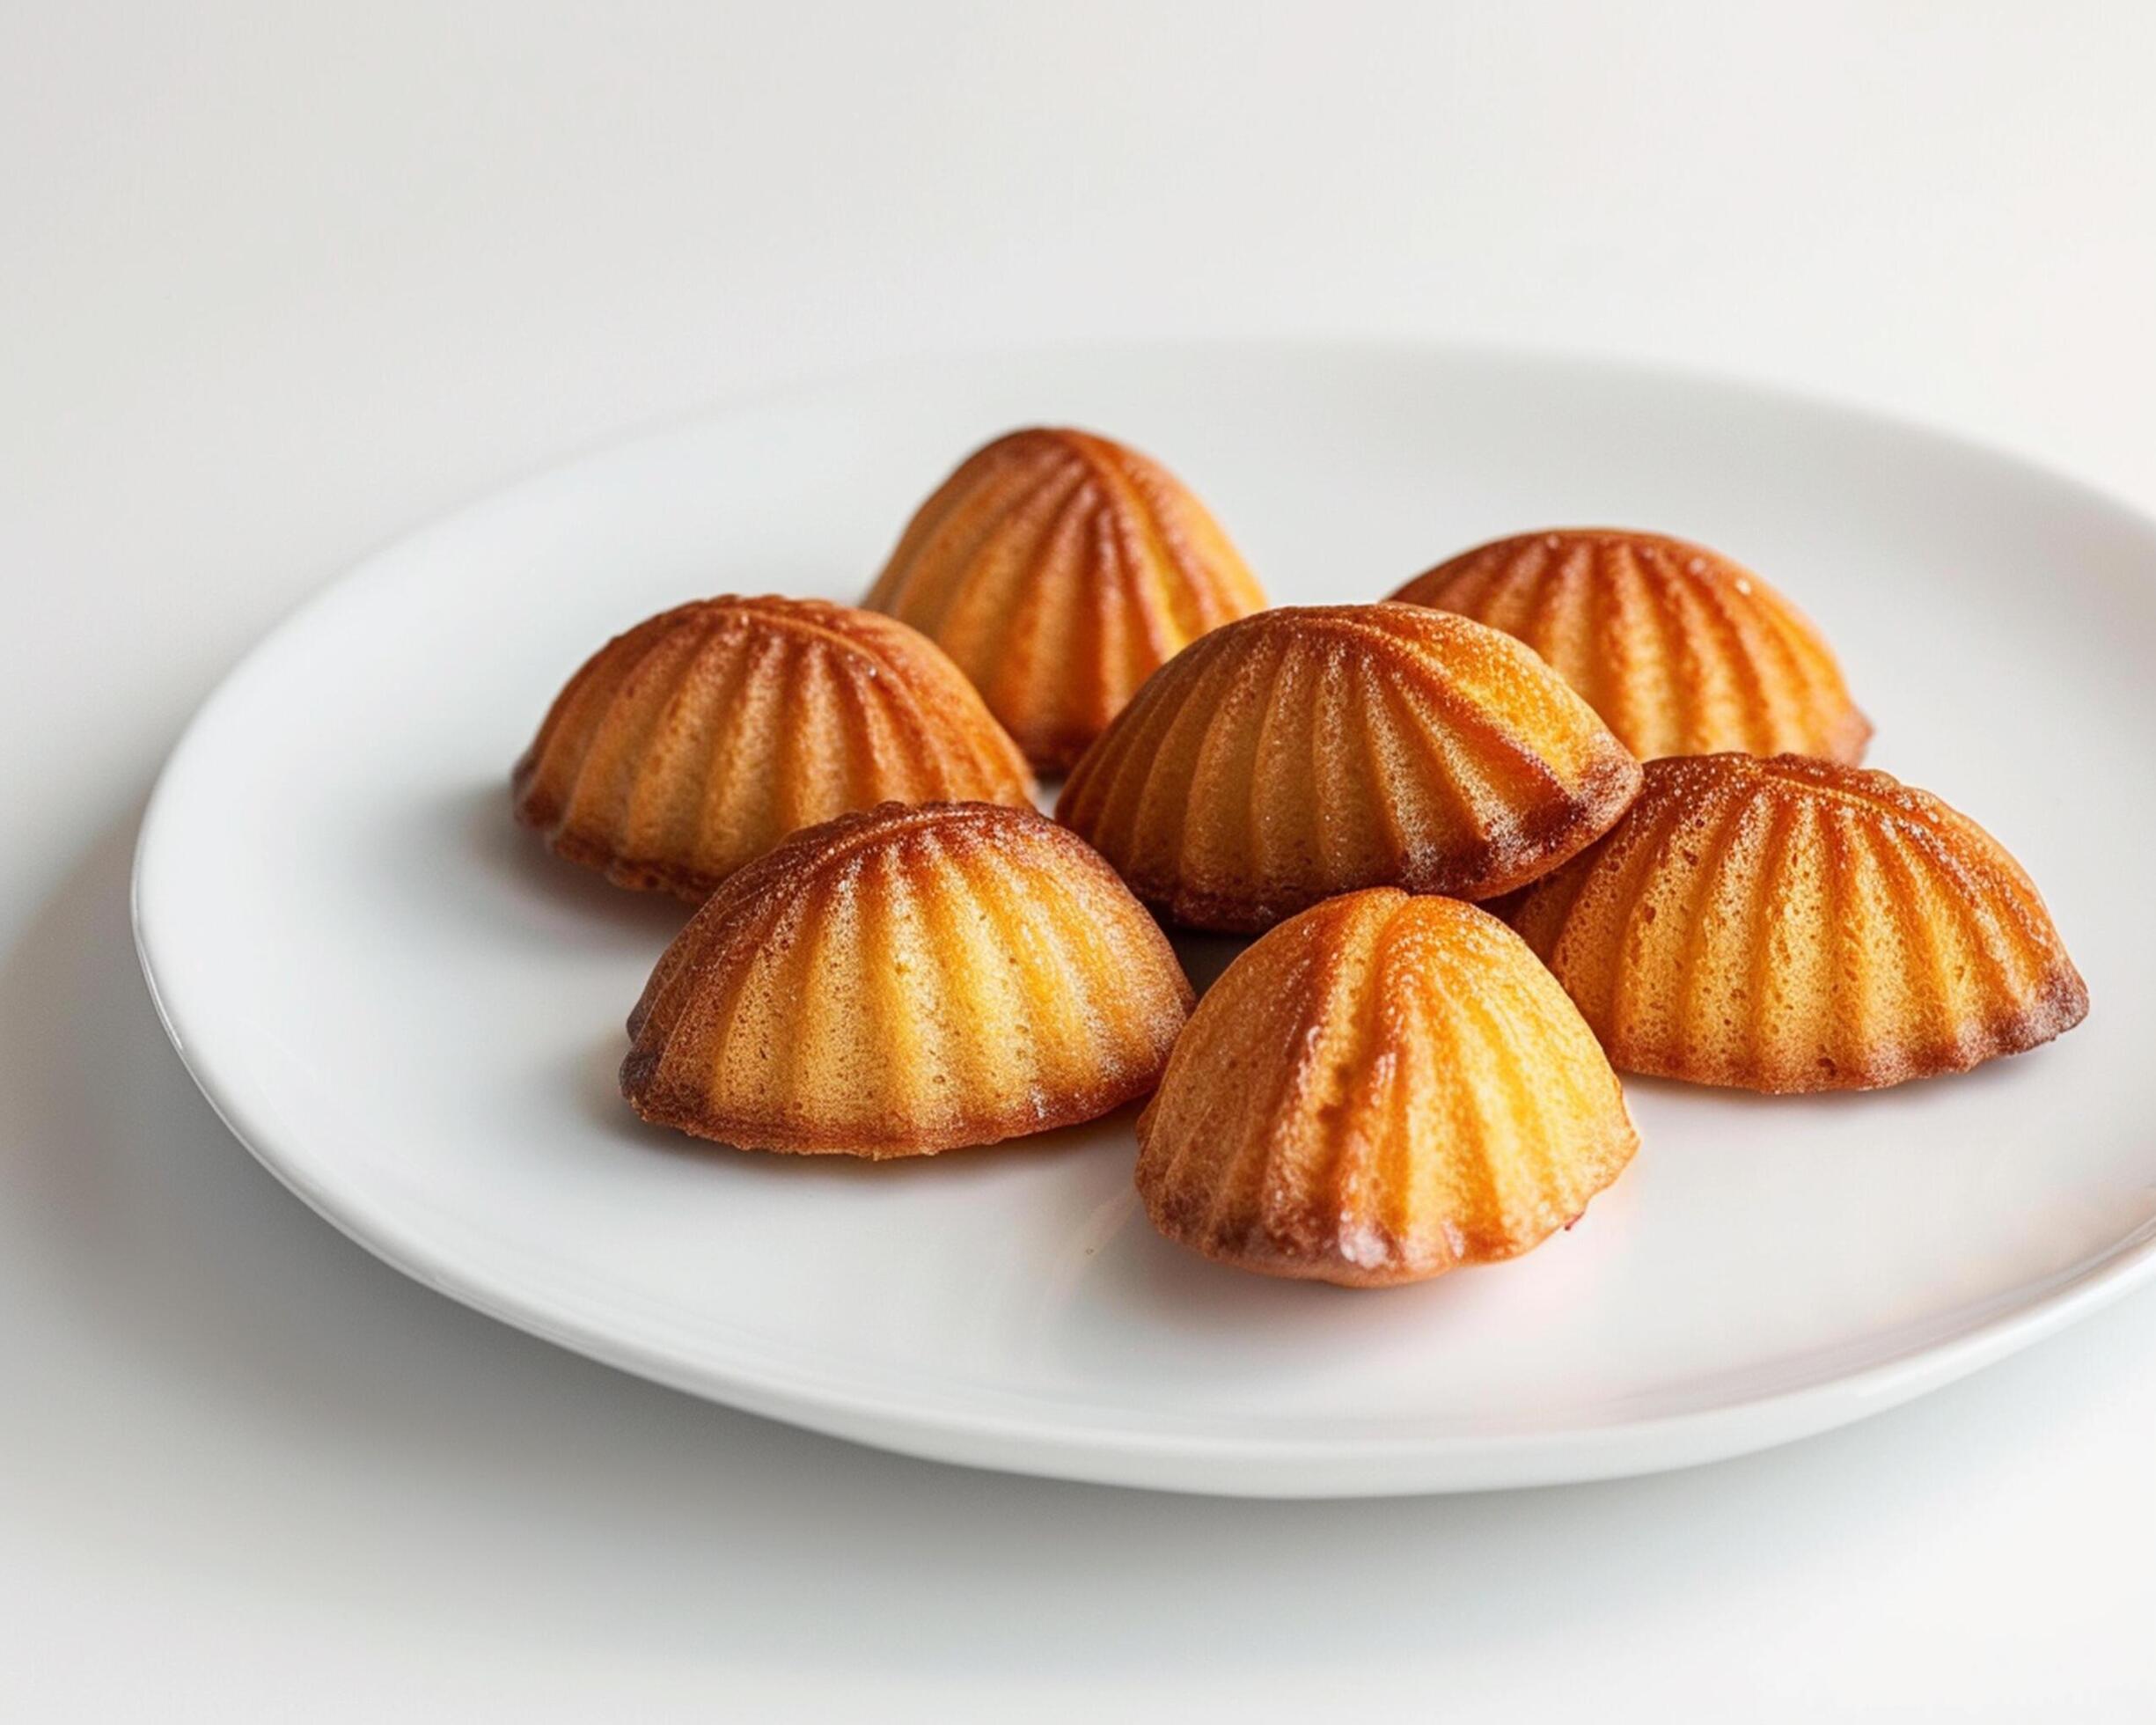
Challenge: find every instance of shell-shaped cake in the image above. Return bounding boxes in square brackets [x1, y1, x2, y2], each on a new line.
[1056, 603, 1643, 931]
[1136, 890, 1639, 1286]
[862, 428, 1268, 772]
[1510, 754, 2088, 1092]
[513, 596, 1032, 899]
[621, 802, 1194, 1156]
[1390, 529, 1869, 763]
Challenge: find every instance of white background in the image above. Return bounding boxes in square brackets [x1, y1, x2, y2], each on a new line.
[4, 3, 2153, 1717]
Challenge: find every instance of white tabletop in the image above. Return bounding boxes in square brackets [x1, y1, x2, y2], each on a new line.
[5, 4, 2152, 1717]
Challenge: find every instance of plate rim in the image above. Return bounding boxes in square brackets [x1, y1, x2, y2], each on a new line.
[131, 335, 2156, 1497]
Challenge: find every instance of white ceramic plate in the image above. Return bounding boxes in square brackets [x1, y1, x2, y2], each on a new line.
[135, 342, 2156, 1496]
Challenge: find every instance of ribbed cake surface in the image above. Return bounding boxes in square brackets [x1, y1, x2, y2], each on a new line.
[862, 428, 1267, 772]
[1509, 753, 2088, 1091]
[513, 596, 1031, 899]
[621, 802, 1194, 1156]
[1391, 529, 1869, 762]
[1136, 890, 1639, 1286]
[1056, 602, 1642, 931]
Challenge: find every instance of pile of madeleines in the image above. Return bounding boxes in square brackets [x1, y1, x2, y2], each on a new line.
[512, 426, 2090, 1288]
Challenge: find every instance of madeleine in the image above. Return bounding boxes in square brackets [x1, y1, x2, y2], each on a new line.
[1510, 753, 2088, 1091]
[514, 596, 1031, 899]
[1392, 528, 1868, 763]
[1057, 603, 1641, 931]
[1137, 890, 1639, 1286]
[863, 428, 1266, 771]
[622, 802, 1193, 1156]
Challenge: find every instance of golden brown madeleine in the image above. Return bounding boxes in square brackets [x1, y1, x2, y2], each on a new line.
[862, 428, 1267, 772]
[622, 802, 1193, 1157]
[1137, 890, 1638, 1287]
[1056, 603, 1642, 932]
[513, 596, 1032, 899]
[1391, 529, 1870, 763]
[1510, 754, 2088, 1092]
